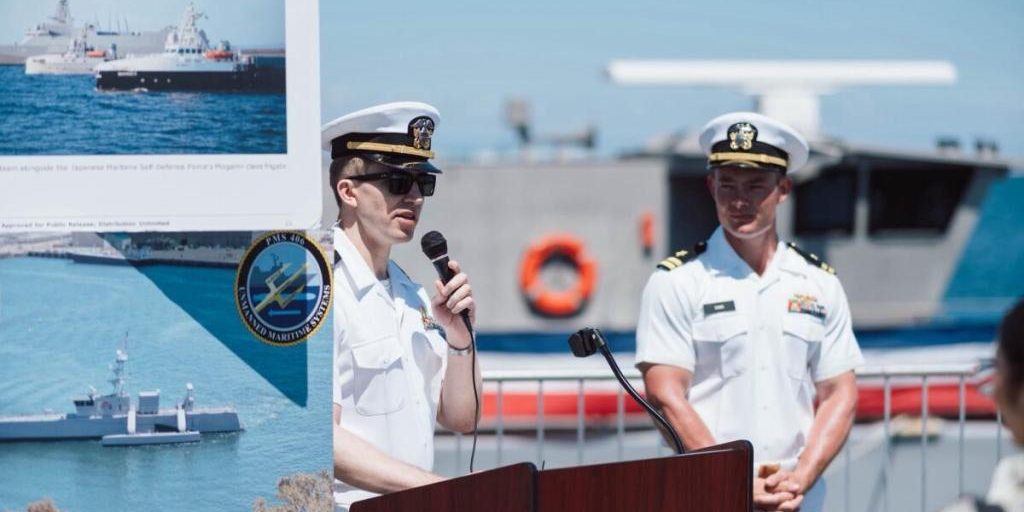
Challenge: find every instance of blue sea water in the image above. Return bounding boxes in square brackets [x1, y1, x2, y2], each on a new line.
[0, 257, 330, 512]
[0, 66, 286, 155]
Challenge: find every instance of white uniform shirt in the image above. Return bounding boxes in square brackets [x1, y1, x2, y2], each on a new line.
[332, 228, 448, 509]
[636, 227, 863, 470]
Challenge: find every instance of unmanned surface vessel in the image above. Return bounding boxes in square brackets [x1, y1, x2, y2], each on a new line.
[0, 340, 241, 444]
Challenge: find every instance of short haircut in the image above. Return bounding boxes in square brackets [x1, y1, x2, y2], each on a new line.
[999, 299, 1024, 404]
[328, 155, 366, 208]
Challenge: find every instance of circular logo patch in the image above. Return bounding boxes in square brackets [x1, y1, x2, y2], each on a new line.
[235, 231, 332, 346]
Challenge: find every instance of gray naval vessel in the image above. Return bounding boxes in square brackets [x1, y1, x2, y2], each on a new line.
[0, 343, 242, 444]
[0, 0, 170, 65]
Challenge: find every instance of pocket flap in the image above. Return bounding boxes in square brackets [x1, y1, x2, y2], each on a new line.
[783, 316, 825, 342]
[692, 318, 747, 343]
[351, 337, 403, 369]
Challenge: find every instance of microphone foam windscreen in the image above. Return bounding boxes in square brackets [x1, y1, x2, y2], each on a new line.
[568, 329, 598, 357]
[420, 231, 448, 259]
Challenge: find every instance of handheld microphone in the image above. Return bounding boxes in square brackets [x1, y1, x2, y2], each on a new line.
[568, 327, 685, 454]
[420, 231, 472, 332]
[420, 230, 481, 471]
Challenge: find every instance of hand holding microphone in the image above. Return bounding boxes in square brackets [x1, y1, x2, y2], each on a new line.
[421, 231, 475, 345]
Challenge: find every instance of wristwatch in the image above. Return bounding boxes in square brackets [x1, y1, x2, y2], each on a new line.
[447, 343, 473, 356]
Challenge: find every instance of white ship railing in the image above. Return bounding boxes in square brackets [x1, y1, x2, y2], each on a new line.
[439, 363, 1007, 512]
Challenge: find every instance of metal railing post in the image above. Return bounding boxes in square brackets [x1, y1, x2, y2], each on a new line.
[537, 380, 545, 466]
[883, 375, 892, 512]
[844, 438, 850, 512]
[958, 375, 966, 496]
[921, 375, 929, 512]
[455, 432, 463, 474]
[997, 408, 1003, 460]
[616, 386, 625, 462]
[497, 380, 504, 467]
[577, 379, 585, 465]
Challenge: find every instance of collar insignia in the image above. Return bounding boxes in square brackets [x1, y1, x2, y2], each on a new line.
[728, 122, 758, 151]
[409, 116, 435, 150]
[787, 293, 826, 319]
[420, 306, 440, 330]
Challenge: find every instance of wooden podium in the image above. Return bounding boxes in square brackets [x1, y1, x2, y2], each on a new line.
[350, 440, 753, 512]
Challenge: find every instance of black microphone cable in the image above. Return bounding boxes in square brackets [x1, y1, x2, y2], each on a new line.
[421, 231, 481, 473]
[463, 321, 480, 473]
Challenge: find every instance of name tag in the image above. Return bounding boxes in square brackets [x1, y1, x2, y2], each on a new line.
[703, 300, 736, 317]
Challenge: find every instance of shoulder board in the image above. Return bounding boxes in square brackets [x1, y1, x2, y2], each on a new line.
[657, 241, 707, 271]
[786, 242, 836, 275]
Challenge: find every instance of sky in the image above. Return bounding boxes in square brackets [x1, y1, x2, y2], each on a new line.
[1, 0, 1019, 161]
[319, 0, 1024, 161]
[0, 0, 284, 48]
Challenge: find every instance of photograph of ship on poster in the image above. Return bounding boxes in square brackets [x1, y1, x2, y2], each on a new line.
[0, 232, 331, 511]
[0, 0, 286, 156]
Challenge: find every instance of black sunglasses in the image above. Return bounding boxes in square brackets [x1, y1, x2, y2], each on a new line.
[349, 171, 436, 197]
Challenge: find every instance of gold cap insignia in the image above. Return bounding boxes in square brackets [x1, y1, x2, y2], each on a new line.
[728, 122, 757, 151]
[409, 117, 435, 151]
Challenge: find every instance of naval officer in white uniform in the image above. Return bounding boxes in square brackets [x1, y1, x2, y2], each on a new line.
[636, 112, 863, 512]
[323, 102, 481, 510]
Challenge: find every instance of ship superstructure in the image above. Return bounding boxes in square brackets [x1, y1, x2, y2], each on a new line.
[24, 29, 113, 75]
[0, 0, 170, 65]
[93, 3, 285, 93]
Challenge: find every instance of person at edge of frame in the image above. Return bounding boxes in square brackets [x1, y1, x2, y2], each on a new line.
[323, 102, 482, 511]
[635, 111, 864, 512]
[941, 299, 1024, 512]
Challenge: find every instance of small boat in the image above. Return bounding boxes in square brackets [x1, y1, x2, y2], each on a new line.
[204, 44, 234, 60]
[24, 29, 113, 75]
[94, 3, 284, 93]
[0, 339, 242, 442]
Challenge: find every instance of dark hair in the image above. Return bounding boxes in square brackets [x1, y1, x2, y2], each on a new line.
[998, 299, 1024, 404]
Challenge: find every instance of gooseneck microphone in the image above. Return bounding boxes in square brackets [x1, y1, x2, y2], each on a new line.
[420, 230, 481, 471]
[568, 327, 685, 455]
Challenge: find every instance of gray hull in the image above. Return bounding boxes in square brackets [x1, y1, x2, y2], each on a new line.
[101, 431, 201, 446]
[0, 407, 241, 441]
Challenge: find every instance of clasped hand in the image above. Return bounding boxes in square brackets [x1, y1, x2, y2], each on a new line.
[754, 469, 808, 512]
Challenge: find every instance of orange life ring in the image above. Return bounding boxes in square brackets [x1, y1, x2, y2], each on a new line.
[519, 234, 597, 317]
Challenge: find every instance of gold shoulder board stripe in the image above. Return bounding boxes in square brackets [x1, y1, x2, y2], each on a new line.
[657, 251, 687, 271]
[786, 242, 837, 275]
[656, 240, 707, 271]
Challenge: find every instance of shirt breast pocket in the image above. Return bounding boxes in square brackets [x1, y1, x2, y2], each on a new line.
[350, 336, 406, 416]
[782, 315, 824, 381]
[692, 317, 747, 379]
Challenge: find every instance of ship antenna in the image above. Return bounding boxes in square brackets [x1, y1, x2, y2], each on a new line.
[52, 0, 70, 25]
[109, 331, 129, 397]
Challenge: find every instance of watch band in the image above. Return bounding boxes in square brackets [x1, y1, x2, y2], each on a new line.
[447, 331, 475, 357]
[447, 344, 473, 356]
